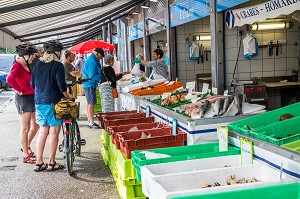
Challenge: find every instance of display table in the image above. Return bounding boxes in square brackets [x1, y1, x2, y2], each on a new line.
[140, 99, 253, 145]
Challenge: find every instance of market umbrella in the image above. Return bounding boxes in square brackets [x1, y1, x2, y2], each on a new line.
[69, 40, 115, 54]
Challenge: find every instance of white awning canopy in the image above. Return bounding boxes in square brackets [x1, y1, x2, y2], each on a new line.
[226, 0, 300, 28]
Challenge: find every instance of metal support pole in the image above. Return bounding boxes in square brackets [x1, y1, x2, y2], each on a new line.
[142, 8, 151, 77]
[107, 20, 113, 44]
[210, 0, 224, 94]
[166, 0, 177, 80]
[102, 25, 107, 42]
[124, 20, 130, 71]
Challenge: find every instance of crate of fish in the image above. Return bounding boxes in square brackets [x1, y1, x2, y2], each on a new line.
[228, 102, 300, 135]
[96, 110, 137, 128]
[107, 122, 167, 149]
[282, 140, 300, 152]
[131, 143, 240, 181]
[171, 183, 300, 199]
[118, 128, 186, 159]
[250, 116, 300, 145]
[141, 155, 243, 197]
[147, 164, 296, 199]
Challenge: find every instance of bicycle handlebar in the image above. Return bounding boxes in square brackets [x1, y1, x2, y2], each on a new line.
[66, 78, 92, 87]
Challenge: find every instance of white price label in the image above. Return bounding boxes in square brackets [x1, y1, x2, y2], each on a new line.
[202, 83, 209, 94]
[186, 81, 196, 91]
[218, 126, 228, 152]
[212, 87, 218, 95]
[240, 138, 253, 165]
[224, 90, 229, 96]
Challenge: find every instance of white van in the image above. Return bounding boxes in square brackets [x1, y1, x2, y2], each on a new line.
[0, 54, 16, 73]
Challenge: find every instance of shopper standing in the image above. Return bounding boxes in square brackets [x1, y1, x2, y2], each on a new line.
[6, 44, 40, 164]
[82, 48, 104, 129]
[31, 40, 73, 172]
[74, 54, 85, 95]
[64, 51, 80, 99]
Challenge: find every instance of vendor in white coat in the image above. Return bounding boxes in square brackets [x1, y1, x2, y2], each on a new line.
[134, 48, 170, 81]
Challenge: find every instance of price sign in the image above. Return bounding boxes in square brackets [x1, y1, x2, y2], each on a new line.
[240, 138, 253, 165]
[218, 126, 228, 152]
[212, 87, 218, 95]
[186, 81, 196, 92]
[202, 83, 209, 94]
[224, 90, 229, 96]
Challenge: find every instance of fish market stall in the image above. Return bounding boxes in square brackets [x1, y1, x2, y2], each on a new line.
[140, 91, 265, 145]
[117, 76, 183, 110]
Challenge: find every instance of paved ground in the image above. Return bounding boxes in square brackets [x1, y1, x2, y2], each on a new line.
[0, 91, 120, 199]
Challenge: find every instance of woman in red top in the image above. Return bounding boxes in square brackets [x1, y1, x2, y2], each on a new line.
[6, 44, 40, 164]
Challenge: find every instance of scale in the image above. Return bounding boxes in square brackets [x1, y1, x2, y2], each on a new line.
[230, 78, 268, 107]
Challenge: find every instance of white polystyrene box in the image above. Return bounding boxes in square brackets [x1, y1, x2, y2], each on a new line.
[142, 155, 245, 197]
[148, 164, 296, 199]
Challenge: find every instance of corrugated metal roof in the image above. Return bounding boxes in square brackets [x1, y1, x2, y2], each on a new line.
[0, 0, 145, 45]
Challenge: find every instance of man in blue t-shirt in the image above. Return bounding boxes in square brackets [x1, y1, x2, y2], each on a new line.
[82, 48, 104, 129]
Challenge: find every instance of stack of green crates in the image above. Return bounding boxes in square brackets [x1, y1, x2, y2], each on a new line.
[228, 102, 300, 135]
[171, 183, 300, 199]
[131, 143, 240, 181]
[100, 129, 146, 199]
[250, 117, 300, 146]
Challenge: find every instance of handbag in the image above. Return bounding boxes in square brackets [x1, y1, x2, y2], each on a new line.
[101, 66, 119, 99]
[53, 99, 79, 120]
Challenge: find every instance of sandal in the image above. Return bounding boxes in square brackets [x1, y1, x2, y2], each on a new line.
[33, 162, 47, 172]
[20, 147, 36, 158]
[23, 153, 36, 164]
[47, 161, 65, 171]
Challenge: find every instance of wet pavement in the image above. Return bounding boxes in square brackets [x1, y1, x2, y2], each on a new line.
[0, 92, 120, 199]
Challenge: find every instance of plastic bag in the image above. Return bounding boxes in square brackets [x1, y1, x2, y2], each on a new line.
[131, 63, 142, 75]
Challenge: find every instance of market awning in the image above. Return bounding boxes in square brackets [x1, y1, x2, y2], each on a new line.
[0, 0, 146, 47]
[225, 0, 300, 28]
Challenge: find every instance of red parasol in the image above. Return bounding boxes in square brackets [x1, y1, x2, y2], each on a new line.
[68, 40, 115, 54]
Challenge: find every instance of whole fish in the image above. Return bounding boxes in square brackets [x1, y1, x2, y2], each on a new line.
[213, 98, 224, 116]
[234, 94, 243, 115]
[222, 96, 234, 116]
[200, 100, 211, 118]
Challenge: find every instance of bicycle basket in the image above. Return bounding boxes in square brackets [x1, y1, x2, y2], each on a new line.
[53, 99, 79, 120]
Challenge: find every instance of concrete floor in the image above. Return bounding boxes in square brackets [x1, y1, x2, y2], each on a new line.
[0, 91, 120, 199]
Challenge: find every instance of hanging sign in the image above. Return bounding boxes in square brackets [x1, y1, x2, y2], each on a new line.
[146, 10, 167, 35]
[129, 22, 144, 41]
[240, 138, 254, 165]
[226, 0, 300, 28]
[170, 0, 249, 27]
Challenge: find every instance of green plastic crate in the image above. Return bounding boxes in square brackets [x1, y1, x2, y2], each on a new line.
[282, 140, 300, 152]
[228, 102, 300, 135]
[131, 143, 240, 181]
[250, 117, 300, 145]
[100, 129, 110, 148]
[171, 183, 300, 199]
[100, 148, 109, 165]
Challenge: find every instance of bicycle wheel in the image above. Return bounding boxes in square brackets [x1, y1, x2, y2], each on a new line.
[74, 120, 81, 156]
[65, 122, 74, 175]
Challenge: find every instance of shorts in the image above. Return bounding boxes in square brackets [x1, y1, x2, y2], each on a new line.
[15, 94, 35, 114]
[35, 104, 62, 127]
[83, 87, 96, 104]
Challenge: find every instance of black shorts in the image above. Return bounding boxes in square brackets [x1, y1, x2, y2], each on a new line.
[15, 94, 35, 114]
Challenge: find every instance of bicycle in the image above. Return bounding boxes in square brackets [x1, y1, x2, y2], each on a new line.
[58, 78, 91, 175]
